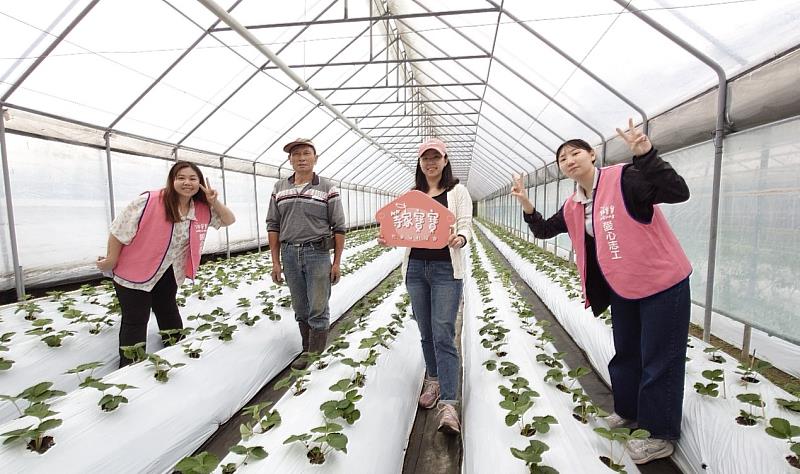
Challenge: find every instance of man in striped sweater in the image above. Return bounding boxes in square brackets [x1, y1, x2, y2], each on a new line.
[266, 138, 346, 369]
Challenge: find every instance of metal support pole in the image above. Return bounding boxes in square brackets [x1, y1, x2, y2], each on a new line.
[741, 325, 752, 360]
[0, 109, 24, 298]
[104, 132, 116, 221]
[220, 156, 230, 259]
[612, 0, 729, 344]
[253, 162, 261, 252]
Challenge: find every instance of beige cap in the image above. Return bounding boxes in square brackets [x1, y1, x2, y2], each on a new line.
[283, 138, 316, 154]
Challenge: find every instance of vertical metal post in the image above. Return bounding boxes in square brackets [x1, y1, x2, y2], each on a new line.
[104, 132, 116, 220]
[555, 176, 561, 256]
[220, 156, 230, 259]
[253, 162, 261, 252]
[741, 325, 752, 361]
[0, 109, 24, 298]
[611, 0, 729, 345]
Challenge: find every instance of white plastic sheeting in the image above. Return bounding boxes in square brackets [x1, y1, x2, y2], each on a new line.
[213, 286, 424, 473]
[462, 235, 640, 473]
[478, 222, 800, 474]
[0, 247, 402, 473]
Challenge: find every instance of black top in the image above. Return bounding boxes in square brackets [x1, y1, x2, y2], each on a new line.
[523, 148, 689, 315]
[410, 191, 452, 262]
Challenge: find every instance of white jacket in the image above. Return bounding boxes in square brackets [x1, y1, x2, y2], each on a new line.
[401, 183, 473, 280]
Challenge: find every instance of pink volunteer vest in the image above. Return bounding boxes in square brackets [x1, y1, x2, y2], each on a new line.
[563, 165, 692, 306]
[114, 190, 211, 284]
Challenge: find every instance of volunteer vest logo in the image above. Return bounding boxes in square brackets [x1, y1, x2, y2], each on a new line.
[597, 205, 622, 260]
[375, 190, 456, 249]
[193, 221, 208, 241]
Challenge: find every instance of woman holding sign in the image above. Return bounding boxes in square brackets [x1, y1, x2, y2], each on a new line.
[511, 119, 691, 464]
[96, 161, 235, 367]
[378, 137, 472, 435]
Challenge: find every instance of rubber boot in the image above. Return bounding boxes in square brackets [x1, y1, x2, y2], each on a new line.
[291, 321, 312, 370]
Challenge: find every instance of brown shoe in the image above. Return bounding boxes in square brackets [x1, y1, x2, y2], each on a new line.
[418, 379, 440, 409]
[436, 402, 460, 435]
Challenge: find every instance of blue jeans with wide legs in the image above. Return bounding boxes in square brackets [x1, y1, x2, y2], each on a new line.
[608, 276, 691, 440]
[405, 258, 463, 403]
[281, 242, 332, 331]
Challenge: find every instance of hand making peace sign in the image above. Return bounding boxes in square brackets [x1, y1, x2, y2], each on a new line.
[198, 178, 218, 205]
[616, 118, 653, 157]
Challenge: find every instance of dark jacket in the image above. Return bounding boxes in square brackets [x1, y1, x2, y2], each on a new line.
[523, 148, 689, 315]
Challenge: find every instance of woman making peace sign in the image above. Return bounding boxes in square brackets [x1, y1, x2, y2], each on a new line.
[97, 161, 235, 367]
[511, 119, 691, 465]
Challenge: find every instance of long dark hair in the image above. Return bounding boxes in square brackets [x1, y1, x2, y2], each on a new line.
[163, 161, 208, 223]
[414, 154, 459, 193]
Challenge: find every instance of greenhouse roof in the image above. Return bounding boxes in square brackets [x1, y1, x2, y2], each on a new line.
[1, 0, 799, 199]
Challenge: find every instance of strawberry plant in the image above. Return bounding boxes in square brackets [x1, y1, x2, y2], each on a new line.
[221, 444, 268, 473]
[594, 427, 651, 472]
[86, 381, 137, 411]
[15, 301, 42, 321]
[182, 335, 211, 359]
[158, 328, 192, 346]
[322, 378, 363, 424]
[121, 342, 147, 364]
[735, 351, 772, 385]
[239, 402, 281, 441]
[695, 369, 726, 398]
[147, 354, 185, 382]
[776, 383, 800, 413]
[212, 321, 237, 341]
[65, 361, 104, 388]
[510, 439, 558, 474]
[0, 332, 15, 370]
[175, 451, 220, 474]
[764, 417, 800, 470]
[274, 367, 311, 396]
[1, 402, 62, 454]
[736, 392, 766, 426]
[704, 346, 726, 364]
[237, 312, 261, 327]
[283, 422, 348, 465]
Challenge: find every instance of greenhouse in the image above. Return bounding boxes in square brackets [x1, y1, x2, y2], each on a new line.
[0, 0, 799, 473]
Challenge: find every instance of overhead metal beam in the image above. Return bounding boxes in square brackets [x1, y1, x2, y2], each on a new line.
[212, 7, 500, 31]
[178, 0, 340, 147]
[196, 0, 413, 177]
[331, 98, 482, 106]
[1, 0, 101, 103]
[408, 0, 605, 151]
[260, 54, 490, 70]
[314, 82, 485, 91]
[109, 0, 246, 129]
[485, 0, 649, 134]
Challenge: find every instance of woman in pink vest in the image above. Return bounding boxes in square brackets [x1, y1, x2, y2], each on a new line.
[96, 162, 235, 367]
[511, 119, 691, 465]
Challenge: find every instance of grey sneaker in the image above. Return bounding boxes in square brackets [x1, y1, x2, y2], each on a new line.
[418, 379, 440, 409]
[605, 412, 636, 429]
[626, 438, 674, 464]
[436, 402, 461, 435]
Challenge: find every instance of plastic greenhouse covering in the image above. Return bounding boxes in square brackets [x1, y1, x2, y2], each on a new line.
[1, 0, 800, 472]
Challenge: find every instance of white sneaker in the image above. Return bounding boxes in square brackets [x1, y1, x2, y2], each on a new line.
[605, 412, 636, 429]
[626, 438, 674, 464]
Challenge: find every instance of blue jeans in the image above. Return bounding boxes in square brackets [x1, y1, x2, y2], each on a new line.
[405, 259, 463, 402]
[608, 277, 691, 440]
[281, 242, 332, 331]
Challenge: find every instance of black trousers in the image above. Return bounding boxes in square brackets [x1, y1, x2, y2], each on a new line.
[114, 266, 183, 367]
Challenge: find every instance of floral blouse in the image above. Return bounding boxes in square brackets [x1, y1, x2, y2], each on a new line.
[110, 194, 222, 291]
